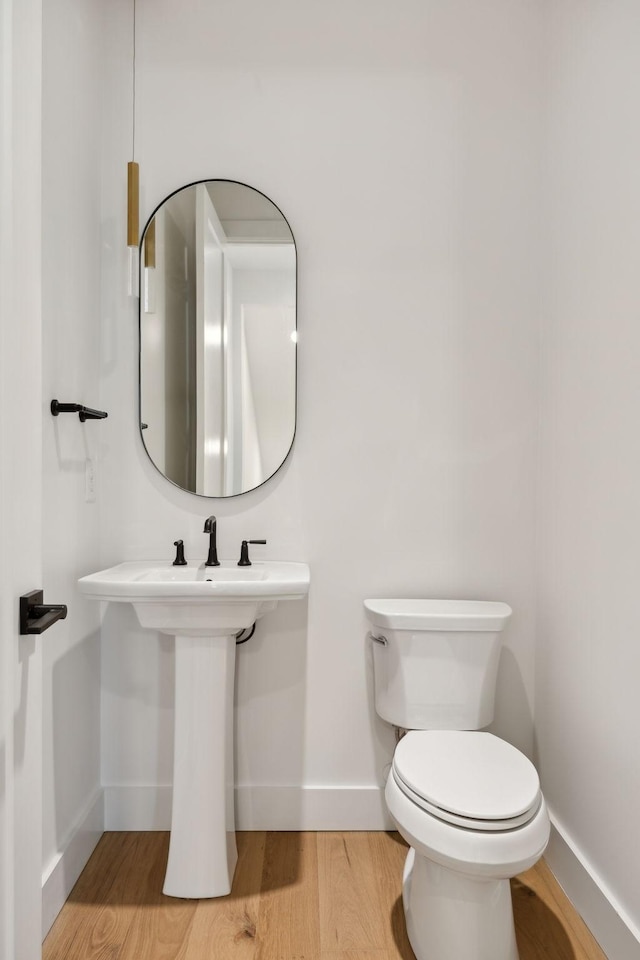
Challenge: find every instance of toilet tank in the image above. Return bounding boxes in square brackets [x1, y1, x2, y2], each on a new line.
[364, 599, 512, 731]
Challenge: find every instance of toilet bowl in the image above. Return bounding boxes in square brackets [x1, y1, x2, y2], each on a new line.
[386, 730, 550, 960]
[364, 599, 550, 960]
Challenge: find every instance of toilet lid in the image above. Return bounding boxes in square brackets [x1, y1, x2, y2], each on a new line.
[392, 731, 541, 830]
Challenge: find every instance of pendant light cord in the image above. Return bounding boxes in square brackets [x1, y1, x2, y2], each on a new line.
[132, 0, 136, 161]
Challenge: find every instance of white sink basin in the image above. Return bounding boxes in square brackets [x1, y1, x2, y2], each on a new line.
[78, 557, 309, 899]
[136, 566, 266, 583]
[78, 560, 309, 635]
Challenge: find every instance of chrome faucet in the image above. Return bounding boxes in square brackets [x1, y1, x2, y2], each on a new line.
[203, 516, 220, 566]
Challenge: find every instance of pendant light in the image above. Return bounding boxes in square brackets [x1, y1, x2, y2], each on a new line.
[127, 0, 139, 296]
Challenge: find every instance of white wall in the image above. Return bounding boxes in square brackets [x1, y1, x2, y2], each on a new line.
[40, 0, 105, 934]
[22, 1, 640, 953]
[537, 2, 640, 954]
[98, 0, 543, 829]
[19, 0, 639, 954]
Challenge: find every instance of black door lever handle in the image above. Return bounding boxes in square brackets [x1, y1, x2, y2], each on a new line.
[20, 590, 68, 635]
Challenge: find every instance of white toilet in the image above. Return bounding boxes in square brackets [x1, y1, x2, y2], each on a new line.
[365, 598, 550, 960]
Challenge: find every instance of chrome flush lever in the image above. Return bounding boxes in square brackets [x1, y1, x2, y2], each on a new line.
[368, 632, 388, 646]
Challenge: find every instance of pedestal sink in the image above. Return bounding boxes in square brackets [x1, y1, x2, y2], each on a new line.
[78, 560, 310, 898]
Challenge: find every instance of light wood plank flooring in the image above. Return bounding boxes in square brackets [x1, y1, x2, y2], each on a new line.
[43, 831, 608, 960]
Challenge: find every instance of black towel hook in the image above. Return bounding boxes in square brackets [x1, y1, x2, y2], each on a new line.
[51, 399, 108, 422]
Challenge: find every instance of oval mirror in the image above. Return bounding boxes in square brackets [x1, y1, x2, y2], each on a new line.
[139, 180, 297, 497]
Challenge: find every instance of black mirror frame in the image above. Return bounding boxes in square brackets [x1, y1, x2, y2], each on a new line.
[138, 178, 298, 499]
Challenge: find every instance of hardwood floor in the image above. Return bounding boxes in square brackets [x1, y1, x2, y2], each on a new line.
[43, 831, 608, 960]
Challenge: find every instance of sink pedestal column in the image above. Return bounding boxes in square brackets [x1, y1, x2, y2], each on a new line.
[163, 634, 238, 898]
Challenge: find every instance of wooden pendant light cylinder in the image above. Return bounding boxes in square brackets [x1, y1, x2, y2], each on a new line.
[144, 217, 156, 268]
[127, 161, 139, 246]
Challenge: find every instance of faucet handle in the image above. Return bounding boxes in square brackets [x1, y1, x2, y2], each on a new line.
[173, 540, 187, 566]
[238, 540, 266, 567]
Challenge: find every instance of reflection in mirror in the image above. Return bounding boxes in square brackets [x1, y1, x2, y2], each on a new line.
[140, 181, 296, 497]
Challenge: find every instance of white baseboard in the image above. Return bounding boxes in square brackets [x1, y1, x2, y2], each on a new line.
[41, 789, 104, 939]
[546, 810, 640, 960]
[235, 784, 393, 830]
[104, 783, 393, 831]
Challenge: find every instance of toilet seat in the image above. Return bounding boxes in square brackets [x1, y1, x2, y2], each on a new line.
[392, 730, 541, 832]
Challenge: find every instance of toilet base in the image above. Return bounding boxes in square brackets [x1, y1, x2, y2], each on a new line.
[402, 847, 519, 960]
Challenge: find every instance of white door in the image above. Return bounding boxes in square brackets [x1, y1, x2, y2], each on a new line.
[0, 0, 45, 957]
